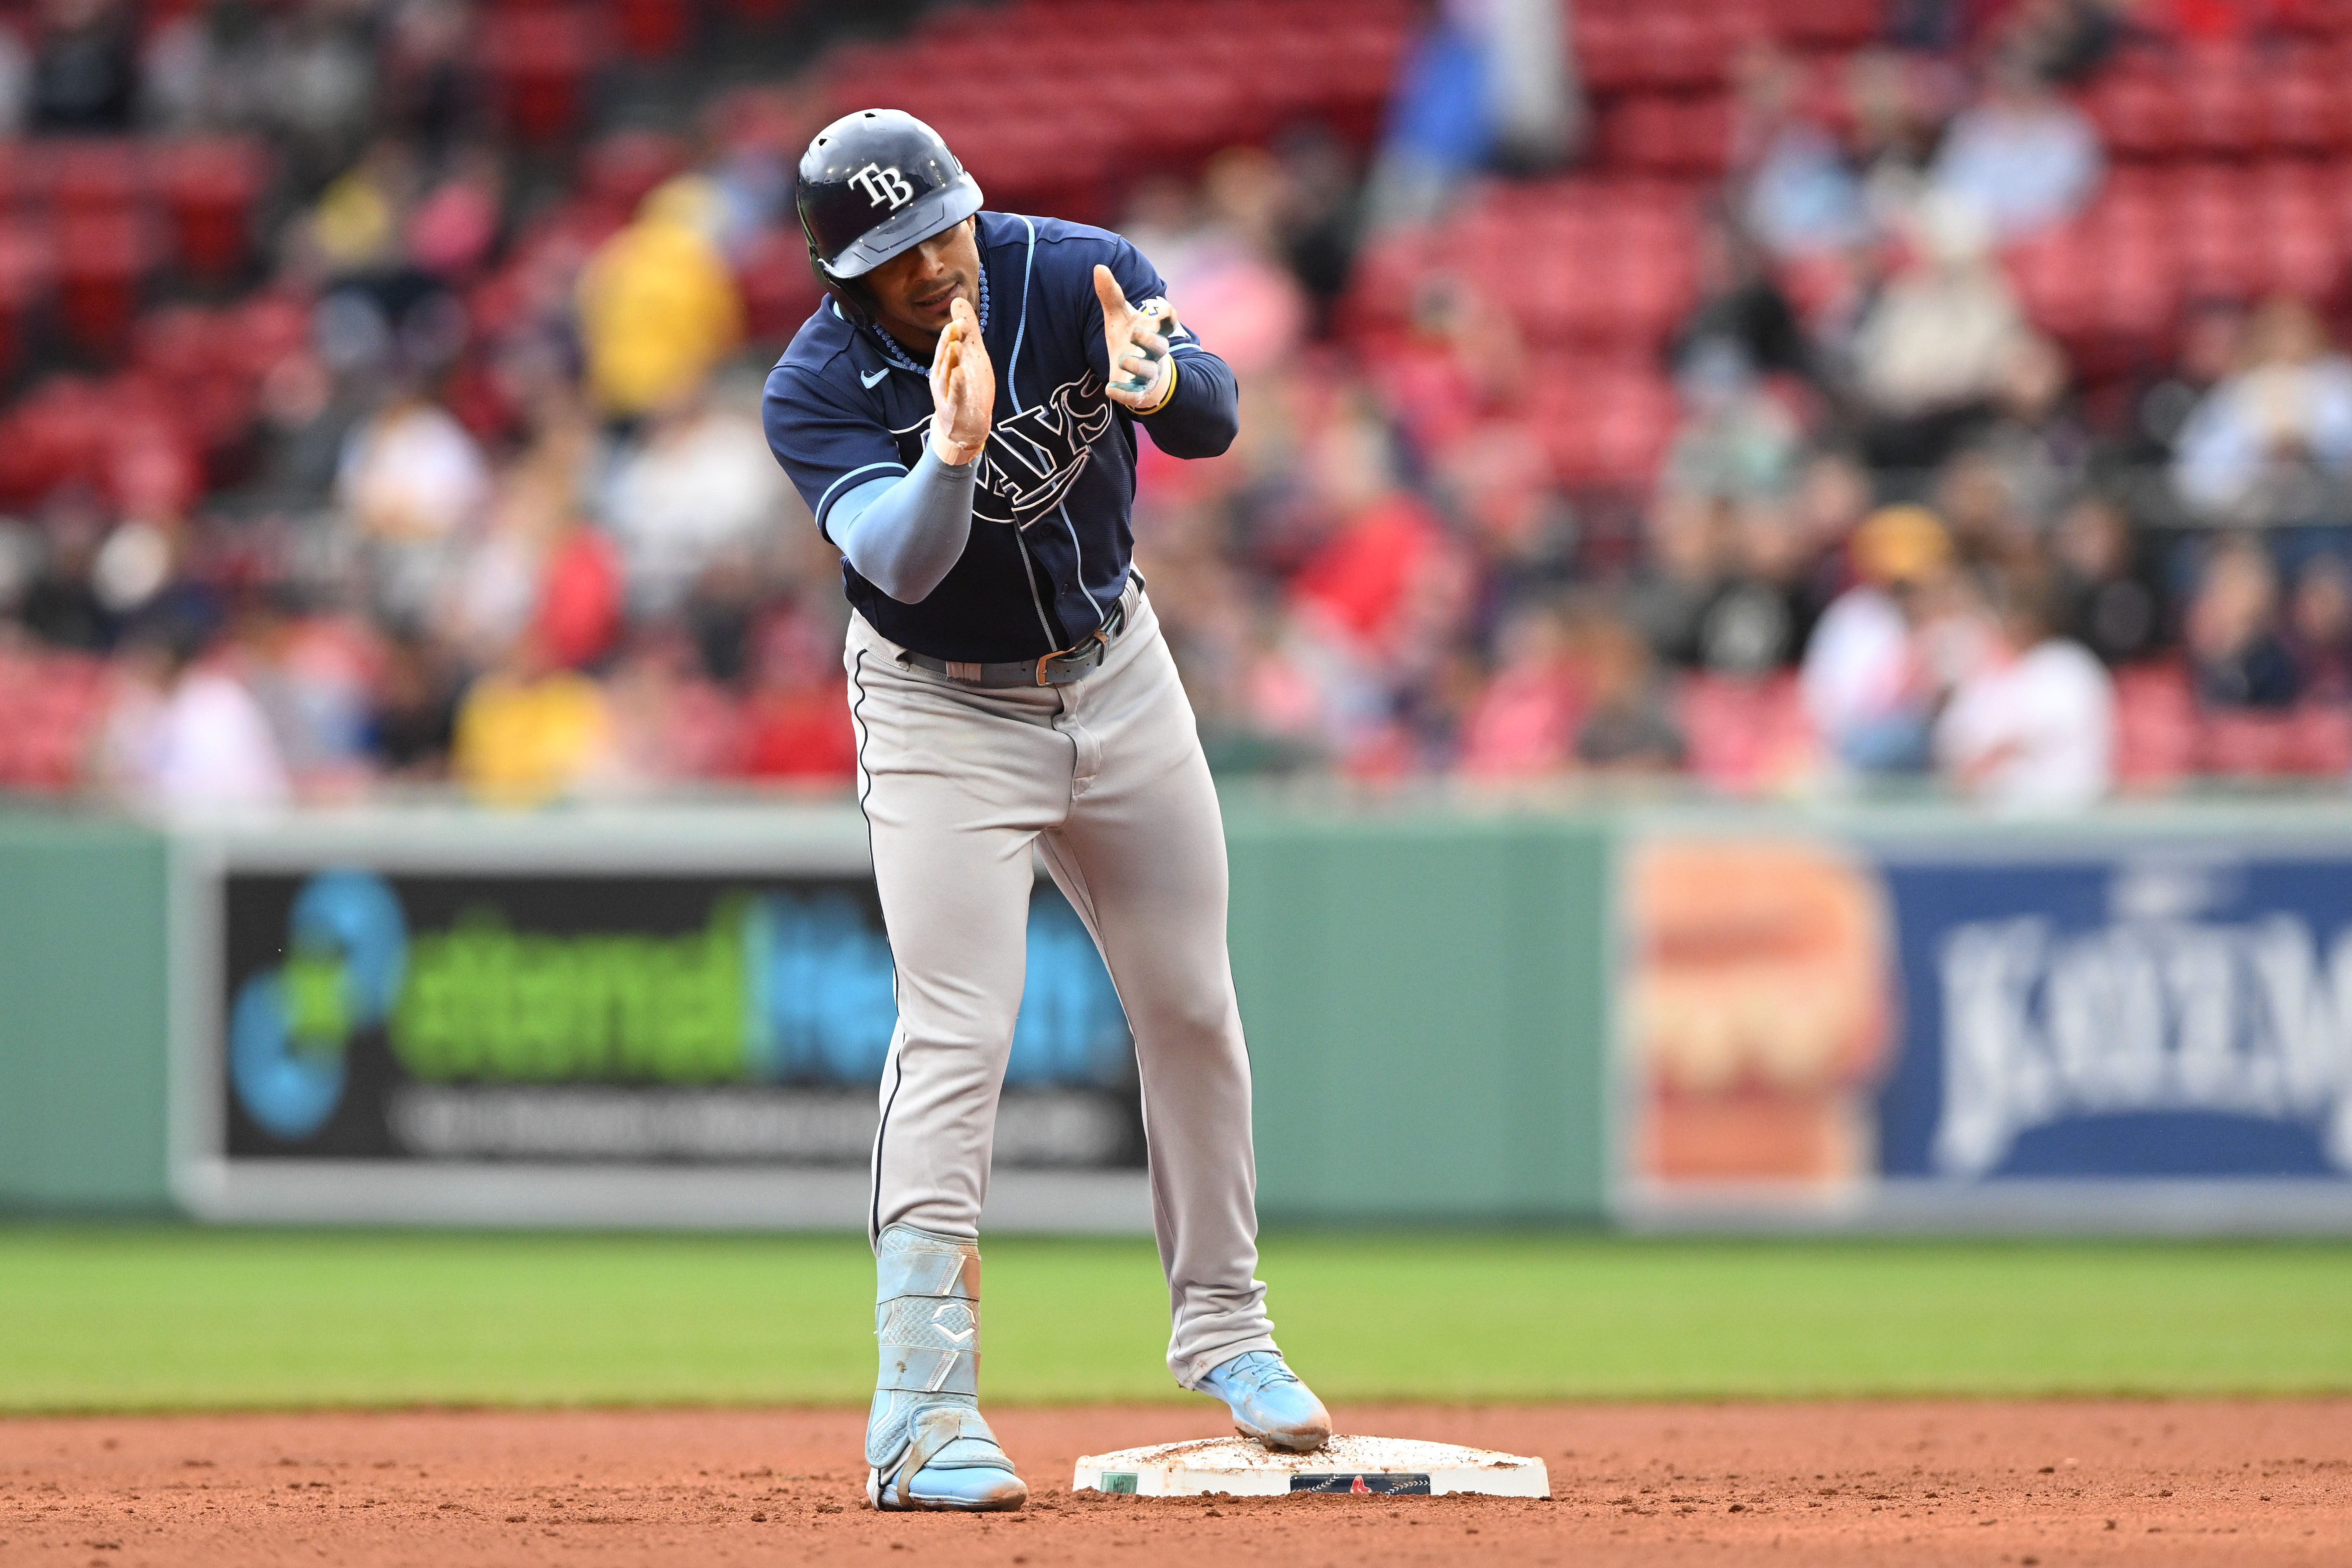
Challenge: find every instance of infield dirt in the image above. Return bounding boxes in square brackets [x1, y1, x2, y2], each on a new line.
[2, 1399, 2344, 1566]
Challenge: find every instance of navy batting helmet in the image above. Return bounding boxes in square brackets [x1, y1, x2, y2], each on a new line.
[797, 109, 983, 323]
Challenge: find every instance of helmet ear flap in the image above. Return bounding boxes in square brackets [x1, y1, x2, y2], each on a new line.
[808, 242, 875, 329]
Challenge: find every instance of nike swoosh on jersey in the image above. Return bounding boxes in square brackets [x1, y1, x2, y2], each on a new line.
[861, 367, 890, 388]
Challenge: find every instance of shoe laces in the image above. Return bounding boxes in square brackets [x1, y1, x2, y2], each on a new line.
[1218, 1350, 1298, 1393]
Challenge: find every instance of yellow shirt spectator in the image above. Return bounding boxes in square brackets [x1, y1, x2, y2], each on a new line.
[453, 666, 614, 807]
[576, 177, 745, 419]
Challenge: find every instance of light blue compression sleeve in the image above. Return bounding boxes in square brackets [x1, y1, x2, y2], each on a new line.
[828, 445, 977, 604]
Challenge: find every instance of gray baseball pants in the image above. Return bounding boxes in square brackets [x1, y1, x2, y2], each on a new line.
[844, 582, 1279, 1389]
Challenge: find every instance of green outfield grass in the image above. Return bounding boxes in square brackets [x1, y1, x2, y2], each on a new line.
[2, 1228, 2348, 1414]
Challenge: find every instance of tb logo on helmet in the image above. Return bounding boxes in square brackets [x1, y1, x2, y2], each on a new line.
[850, 163, 916, 210]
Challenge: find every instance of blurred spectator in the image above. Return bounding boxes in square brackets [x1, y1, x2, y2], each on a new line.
[1800, 504, 1959, 777]
[1432, 420, 1575, 613]
[1934, 570, 2115, 809]
[2172, 297, 2352, 528]
[1660, 352, 1803, 508]
[604, 378, 789, 622]
[408, 147, 506, 283]
[1629, 490, 1730, 671]
[2185, 536, 2298, 711]
[1364, 0, 1580, 229]
[2049, 493, 2163, 666]
[739, 605, 856, 784]
[19, 492, 113, 652]
[1139, 149, 1309, 382]
[1845, 47, 1947, 220]
[0, 24, 30, 136]
[1670, 214, 1815, 389]
[1927, 55, 2102, 242]
[30, 0, 138, 133]
[1371, 276, 1526, 459]
[1705, 498, 1821, 675]
[576, 178, 746, 423]
[1997, 0, 2122, 83]
[102, 611, 291, 811]
[1287, 410, 1469, 678]
[1933, 448, 2039, 570]
[1575, 613, 1685, 772]
[1456, 599, 1582, 778]
[1268, 127, 1363, 325]
[1849, 195, 2029, 471]
[2133, 298, 2245, 466]
[368, 632, 460, 778]
[451, 632, 615, 806]
[1976, 333, 2089, 531]
[605, 628, 743, 788]
[336, 386, 491, 625]
[233, 593, 380, 793]
[1730, 41, 1867, 259]
[2288, 555, 2352, 707]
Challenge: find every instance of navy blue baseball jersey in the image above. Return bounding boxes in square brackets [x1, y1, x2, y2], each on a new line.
[762, 210, 1239, 663]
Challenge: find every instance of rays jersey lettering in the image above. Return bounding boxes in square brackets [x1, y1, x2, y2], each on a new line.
[891, 372, 1114, 531]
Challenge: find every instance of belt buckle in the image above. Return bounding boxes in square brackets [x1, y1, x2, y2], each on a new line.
[1035, 627, 1111, 687]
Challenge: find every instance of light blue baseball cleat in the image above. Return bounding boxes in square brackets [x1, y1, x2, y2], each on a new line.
[1198, 1350, 1332, 1454]
[864, 1225, 1028, 1512]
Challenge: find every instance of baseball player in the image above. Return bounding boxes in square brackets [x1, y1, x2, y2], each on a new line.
[762, 110, 1330, 1513]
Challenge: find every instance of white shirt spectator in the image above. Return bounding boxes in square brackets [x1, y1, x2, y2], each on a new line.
[1801, 585, 1914, 741]
[110, 667, 292, 812]
[1935, 637, 2114, 810]
[2172, 356, 2352, 520]
[337, 398, 490, 543]
[1930, 88, 2101, 241]
[605, 404, 786, 618]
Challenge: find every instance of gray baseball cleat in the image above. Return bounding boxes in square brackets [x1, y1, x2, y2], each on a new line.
[1198, 1350, 1332, 1454]
[864, 1224, 1027, 1512]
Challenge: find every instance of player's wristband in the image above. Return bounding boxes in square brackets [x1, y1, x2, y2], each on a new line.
[1136, 354, 1178, 416]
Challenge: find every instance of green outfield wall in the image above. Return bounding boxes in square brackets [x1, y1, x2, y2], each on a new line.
[1225, 808, 1612, 1222]
[0, 800, 1615, 1225]
[0, 811, 175, 1215]
[14, 798, 2352, 1231]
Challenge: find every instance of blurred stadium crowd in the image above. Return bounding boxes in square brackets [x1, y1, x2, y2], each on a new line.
[4, 0, 2352, 809]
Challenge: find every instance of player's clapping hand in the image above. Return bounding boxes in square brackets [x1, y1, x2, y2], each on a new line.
[929, 295, 995, 467]
[1093, 265, 1176, 414]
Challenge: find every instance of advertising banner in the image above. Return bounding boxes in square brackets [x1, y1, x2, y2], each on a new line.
[1622, 827, 2352, 1229]
[174, 814, 1147, 1228]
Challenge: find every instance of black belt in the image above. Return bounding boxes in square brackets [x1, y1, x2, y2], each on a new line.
[902, 581, 1140, 688]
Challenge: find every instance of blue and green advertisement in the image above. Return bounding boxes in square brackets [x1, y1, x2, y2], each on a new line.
[224, 869, 1139, 1168]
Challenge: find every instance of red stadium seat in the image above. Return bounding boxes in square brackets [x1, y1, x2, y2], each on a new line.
[734, 224, 824, 346]
[145, 137, 270, 283]
[581, 129, 690, 223]
[41, 139, 140, 216]
[2263, 46, 2352, 153]
[1677, 671, 1817, 795]
[611, 0, 695, 57]
[479, 6, 608, 143]
[2112, 659, 2196, 789]
[54, 210, 149, 363]
[1775, 0, 1881, 48]
[2287, 704, 2352, 775]
[1596, 93, 1732, 178]
[2178, 43, 2259, 159]
[2199, 709, 2300, 776]
[0, 217, 54, 382]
